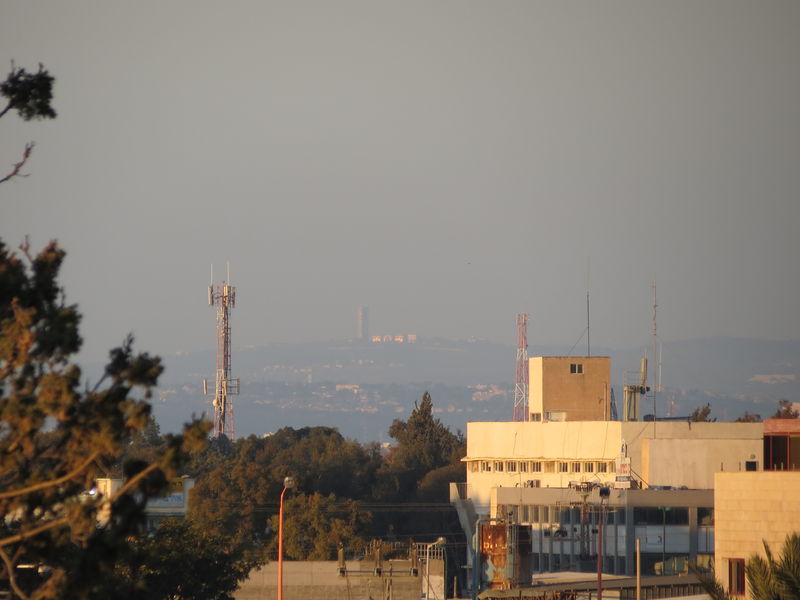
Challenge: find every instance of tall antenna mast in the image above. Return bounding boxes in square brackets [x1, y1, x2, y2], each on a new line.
[587, 259, 591, 357]
[203, 265, 239, 439]
[651, 281, 658, 431]
[513, 313, 529, 421]
[586, 291, 591, 357]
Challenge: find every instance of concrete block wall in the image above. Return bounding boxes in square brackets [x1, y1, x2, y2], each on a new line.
[714, 472, 800, 593]
[235, 559, 444, 600]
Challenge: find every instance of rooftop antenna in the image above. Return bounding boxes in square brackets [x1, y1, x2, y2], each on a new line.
[513, 313, 529, 421]
[203, 264, 239, 439]
[652, 281, 658, 436]
[586, 258, 591, 357]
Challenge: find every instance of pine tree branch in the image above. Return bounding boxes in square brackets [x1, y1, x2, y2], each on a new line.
[0, 516, 70, 548]
[0, 451, 100, 500]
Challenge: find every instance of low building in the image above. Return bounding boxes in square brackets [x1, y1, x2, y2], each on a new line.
[96, 476, 194, 531]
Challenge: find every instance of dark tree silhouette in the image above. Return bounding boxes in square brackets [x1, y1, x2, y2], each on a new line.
[0, 62, 56, 184]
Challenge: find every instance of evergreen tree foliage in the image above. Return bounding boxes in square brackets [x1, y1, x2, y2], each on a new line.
[378, 391, 465, 501]
[188, 427, 380, 567]
[0, 239, 208, 599]
[735, 411, 762, 423]
[773, 399, 800, 419]
[267, 493, 371, 560]
[690, 403, 714, 422]
[118, 519, 250, 600]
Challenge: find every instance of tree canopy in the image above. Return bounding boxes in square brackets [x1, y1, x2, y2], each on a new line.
[0, 239, 208, 599]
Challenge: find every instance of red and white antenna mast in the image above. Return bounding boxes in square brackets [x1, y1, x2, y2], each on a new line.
[203, 263, 239, 439]
[513, 313, 529, 421]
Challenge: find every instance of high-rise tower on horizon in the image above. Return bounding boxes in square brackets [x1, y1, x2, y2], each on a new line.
[356, 306, 369, 341]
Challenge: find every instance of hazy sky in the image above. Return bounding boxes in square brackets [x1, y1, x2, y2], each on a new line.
[2, 1, 799, 363]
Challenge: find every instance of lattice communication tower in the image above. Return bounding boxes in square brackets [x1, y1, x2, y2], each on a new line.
[513, 313, 529, 421]
[203, 266, 239, 439]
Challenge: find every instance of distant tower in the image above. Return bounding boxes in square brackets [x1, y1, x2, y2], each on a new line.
[513, 313, 529, 421]
[203, 265, 239, 439]
[356, 306, 369, 341]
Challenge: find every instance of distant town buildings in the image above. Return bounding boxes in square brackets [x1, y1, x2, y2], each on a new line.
[370, 333, 417, 343]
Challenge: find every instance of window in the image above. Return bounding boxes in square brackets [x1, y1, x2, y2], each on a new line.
[481, 461, 491, 472]
[531, 412, 542, 421]
[519, 461, 529, 473]
[558, 462, 568, 473]
[494, 461, 504, 472]
[729, 558, 745, 595]
[570, 363, 584, 374]
[607, 461, 616, 472]
[571, 462, 581, 473]
[597, 462, 607, 473]
[531, 461, 542, 472]
[745, 460, 757, 471]
[469, 461, 479, 473]
[585, 462, 594, 472]
[507, 461, 517, 472]
[699, 507, 714, 526]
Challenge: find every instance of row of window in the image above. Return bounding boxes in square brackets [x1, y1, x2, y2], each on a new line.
[513, 504, 625, 525]
[508, 505, 713, 527]
[471, 460, 616, 474]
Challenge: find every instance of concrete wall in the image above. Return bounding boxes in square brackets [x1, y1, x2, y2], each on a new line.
[644, 437, 762, 489]
[234, 559, 444, 600]
[714, 471, 800, 595]
[529, 357, 611, 421]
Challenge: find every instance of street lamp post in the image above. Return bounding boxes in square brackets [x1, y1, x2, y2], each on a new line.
[277, 476, 295, 600]
[425, 537, 446, 600]
[597, 486, 610, 600]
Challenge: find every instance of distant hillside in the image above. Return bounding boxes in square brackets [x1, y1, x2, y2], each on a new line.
[113, 336, 798, 442]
